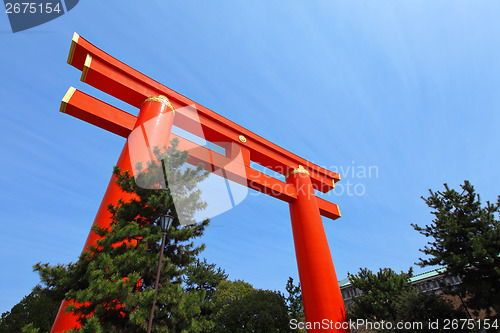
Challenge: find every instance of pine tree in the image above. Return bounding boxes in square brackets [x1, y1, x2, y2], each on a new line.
[184, 258, 228, 331]
[34, 139, 211, 332]
[285, 277, 304, 325]
[347, 267, 413, 322]
[185, 258, 228, 302]
[347, 267, 467, 332]
[412, 181, 500, 317]
[0, 286, 61, 333]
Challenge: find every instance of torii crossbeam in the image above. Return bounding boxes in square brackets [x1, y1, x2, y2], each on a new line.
[52, 32, 348, 332]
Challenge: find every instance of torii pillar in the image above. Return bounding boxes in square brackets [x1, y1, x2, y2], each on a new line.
[51, 95, 175, 332]
[52, 33, 349, 332]
[287, 168, 346, 330]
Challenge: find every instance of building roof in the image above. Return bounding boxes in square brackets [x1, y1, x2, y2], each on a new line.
[409, 267, 446, 283]
[339, 267, 447, 288]
[339, 277, 350, 288]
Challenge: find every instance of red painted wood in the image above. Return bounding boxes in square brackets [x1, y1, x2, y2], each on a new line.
[68, 34, 340, 192]
[62, 88, 136, 138]
[287, 172, 349, 332]
[56, 33, 347, 333]
[61, 88, 341, 220]
[50, 99, 175, 332]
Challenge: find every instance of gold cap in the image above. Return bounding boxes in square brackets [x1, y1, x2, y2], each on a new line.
[142, 95, 175, 112]
[285, 165, 310, 179]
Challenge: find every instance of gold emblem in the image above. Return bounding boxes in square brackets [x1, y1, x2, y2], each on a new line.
[239, 135, 247, 143]
[285, 165, 310, 179]
[142, 95, 175, 113]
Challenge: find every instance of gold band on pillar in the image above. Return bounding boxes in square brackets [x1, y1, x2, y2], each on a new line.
[285, 165, 310, 180]
[142, 95, 175, 114]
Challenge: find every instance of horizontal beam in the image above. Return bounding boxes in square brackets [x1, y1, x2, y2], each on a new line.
[61, 87, 136, 137]
[67, 33, 340, 193]
[60, 87, 341, 220]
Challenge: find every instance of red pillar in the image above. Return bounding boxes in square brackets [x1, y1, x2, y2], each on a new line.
[51, 95, 175, 333]
[287, 166, 348, 332]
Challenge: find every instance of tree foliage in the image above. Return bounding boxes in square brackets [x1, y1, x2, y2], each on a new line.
[348, 267, 413, 322]
[214, 289, 291, 333]
[5, 139, 298, 332]
[185, 258, 228, 302]
[412, 180, 500, 317]
[394, 289, 465, 332]
[348, 267, 466, 332]
[210, 280, 292, 333]
[211, 280, 255, 314]
[33, 141, 211, 332]
[285, 277, 304, 324]
[0, 286, 61, 333]
[184, 258, 229, 332]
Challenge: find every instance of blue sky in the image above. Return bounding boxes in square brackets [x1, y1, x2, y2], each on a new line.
[1, 1, 500, 314]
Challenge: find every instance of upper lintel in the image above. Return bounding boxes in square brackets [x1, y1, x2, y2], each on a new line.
[66, 33, 340, 192]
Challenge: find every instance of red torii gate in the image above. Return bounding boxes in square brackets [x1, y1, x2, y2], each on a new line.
[52, 32, 348, 332]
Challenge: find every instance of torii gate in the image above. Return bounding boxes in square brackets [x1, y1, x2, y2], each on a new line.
[52, 32, 348, 332]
